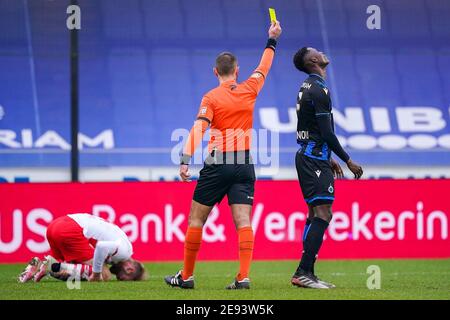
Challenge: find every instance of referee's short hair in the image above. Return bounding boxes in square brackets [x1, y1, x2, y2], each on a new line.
[293, 47, 310, 73]
[216, 52, 237, 76]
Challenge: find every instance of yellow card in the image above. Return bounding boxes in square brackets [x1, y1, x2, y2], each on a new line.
[269, 8, 277, 23]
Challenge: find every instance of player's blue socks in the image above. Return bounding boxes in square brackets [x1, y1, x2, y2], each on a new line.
[299, 217, 329, 273]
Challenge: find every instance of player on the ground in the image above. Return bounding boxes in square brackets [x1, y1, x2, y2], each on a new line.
[291, 47, 363, 289]
[164, 21, 282, 290]
[18, 213, 145, 282]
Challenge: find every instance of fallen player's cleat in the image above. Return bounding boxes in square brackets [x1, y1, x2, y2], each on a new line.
[33, 255, 58, 282]
[291, 269, 329, 289]
[164, 270, 194, 289]
[18, 257, 41, 283]
[225, 278, 250, 290]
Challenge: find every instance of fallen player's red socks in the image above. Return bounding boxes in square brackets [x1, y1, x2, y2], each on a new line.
[182, 227, 203, 280]
[237, 226, 254, 281]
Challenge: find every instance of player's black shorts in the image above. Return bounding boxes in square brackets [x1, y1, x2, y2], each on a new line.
[193, 151, 255, 207]
[295, 150, 335, 207]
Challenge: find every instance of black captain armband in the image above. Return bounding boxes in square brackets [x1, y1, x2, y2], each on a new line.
[266, 38, 277, 51]
[180, 154, 192, 165]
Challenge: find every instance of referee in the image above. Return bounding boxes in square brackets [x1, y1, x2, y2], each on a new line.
[165, 21, 282, 290]
[291, 47, 363, 289]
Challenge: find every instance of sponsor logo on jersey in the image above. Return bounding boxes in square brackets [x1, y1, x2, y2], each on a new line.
[301, 83, 312, 90]
[315, 170, 321, 177]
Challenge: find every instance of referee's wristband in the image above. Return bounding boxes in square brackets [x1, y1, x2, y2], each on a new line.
[180, 154, 191, 165]
[266, 38, 277, 51]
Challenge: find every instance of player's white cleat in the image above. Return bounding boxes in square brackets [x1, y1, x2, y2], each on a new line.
[316, 277, 336, 289]
[33, 255, 58, 282]
[18, 257, 41, 283]
[291, 269, 330, 289]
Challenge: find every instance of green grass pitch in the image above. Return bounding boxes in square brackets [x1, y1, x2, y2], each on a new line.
[1, 259, 449, 300]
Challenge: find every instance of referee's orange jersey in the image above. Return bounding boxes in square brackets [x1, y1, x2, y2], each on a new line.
[183, 48, 275, 156]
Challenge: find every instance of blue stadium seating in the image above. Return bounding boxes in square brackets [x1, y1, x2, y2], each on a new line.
[326, 49, 363, 107]
[222, 1, 266, 39]
[101, 0, 143, 40]
[355, 49, 401, 106]
[343, 0, 389, 39]
[262, 0, 308, 40]
[396, 49, 442, 106]
[428, 0, 450, 38]
[0, 0, 449, 168]
[437, 48, 450, 103]
[142, 0, 184, 40]
[0, 0, 27, 43]
[385, 0, 429, 38]
[151, 48, 196, 121]
[184, 0, 225, 39]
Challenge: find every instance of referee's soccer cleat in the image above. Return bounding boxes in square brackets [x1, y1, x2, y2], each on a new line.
[225, 278, 251, 290]
[18, 257, 41, 283]
[164, 270, 195, 289]
[291, 269, 329, 289]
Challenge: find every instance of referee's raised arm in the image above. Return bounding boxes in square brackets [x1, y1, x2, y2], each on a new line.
[245, 21, 282, 95]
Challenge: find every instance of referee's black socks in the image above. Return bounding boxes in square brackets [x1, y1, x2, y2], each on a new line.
[299, 217, 329, 273]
